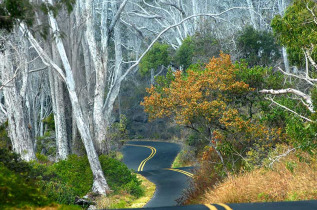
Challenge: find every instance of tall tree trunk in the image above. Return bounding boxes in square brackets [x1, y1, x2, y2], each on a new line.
[46, 4, 110, 194]
[246, 0, 258, 30]
[85, 0, 109, 154]
[103, 1, 123, 127]
[0, 49, 35, 161]
[48, 42, 69, 160]
[278, 0, 291, 73]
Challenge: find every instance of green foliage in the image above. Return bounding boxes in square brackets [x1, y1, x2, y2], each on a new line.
[42, 113, 55, 130]
[36, 152, 49, 164]
[0, 121, 10, 149]
[36, 131, 56, 157]
[237, 26, 280, 67]
[50, 155, 93, 197]
[286, 117, 317, 152]
[175, 37, 194, 70]
[234, 61, 285, 119]
[271, 0, 317, 66]
[175, 33, 221, 70]
[0, 0, 34, 31]
[190, 32, 221, 64]
[139, 42, 170, 76]
[38, 180, 77, 205]
[99, 155, 144, 197]
[0, 148, 32, 178]
[109, 114, 129, 142]
[0, 0, 75, 33]
[0, 164, 49, 207]
[154, 68, 175, 92]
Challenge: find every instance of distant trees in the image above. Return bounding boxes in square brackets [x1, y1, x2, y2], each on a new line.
[139, 42, 170, 84]
[237, 26, 280, 67]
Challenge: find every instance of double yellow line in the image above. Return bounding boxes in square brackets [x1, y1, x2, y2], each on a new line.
[205, 203, 233, 210]
[166, 168, 194, 178]
[126, 144, 156, 171]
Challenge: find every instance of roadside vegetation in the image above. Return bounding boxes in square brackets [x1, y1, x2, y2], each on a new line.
[1, 0, 317, 208]
[95, 174, 155, 209]
[201, 149, 317, 203]
[0, 148, 145, 209]
[142, 0, 317, 205]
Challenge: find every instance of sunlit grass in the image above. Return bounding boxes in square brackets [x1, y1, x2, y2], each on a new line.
[95, 174, 156, 209]
[201, 150, 317, 204]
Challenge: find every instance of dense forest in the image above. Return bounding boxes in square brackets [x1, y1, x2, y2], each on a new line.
[0, 0, 317, 208]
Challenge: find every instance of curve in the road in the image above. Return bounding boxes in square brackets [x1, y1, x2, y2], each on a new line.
[166, 168, 194, 178]
[122, 141, 191, 207]
[120, 142, 317, 210]
[125, 144, 157, 171]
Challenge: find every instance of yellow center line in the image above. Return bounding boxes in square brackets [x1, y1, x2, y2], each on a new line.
[217, 203, 233, 210]
[165, 168, 194, 178]
[204, 204, 218, 210]
[126, 144, 156, 171]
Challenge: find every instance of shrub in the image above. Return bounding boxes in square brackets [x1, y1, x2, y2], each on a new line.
[50, 155, 93, 197]
[0, 164, 49, 207]
[38, 180, 77, 205]
[0, 148, 31, 178]
[99, 155, 144, 197]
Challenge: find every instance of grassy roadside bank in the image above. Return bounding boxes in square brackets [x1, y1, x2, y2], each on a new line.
[190, 149, 317, 204]
[95, 174, 156, 209]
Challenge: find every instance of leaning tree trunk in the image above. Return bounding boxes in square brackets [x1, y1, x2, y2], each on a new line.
[45, 3, 110, 194]
[0, 48, 35, 161]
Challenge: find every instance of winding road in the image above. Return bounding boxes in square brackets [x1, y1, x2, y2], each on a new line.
[122, 140, 193, 207]
[121, 140, 317, 210]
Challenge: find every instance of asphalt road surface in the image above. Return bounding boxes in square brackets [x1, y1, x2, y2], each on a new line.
[122, 140, 194, 207]
[121, 141, 317, 210]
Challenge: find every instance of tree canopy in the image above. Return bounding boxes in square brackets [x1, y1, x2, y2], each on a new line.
[271, 0, 317, 66]
[237, 26, 280, 67]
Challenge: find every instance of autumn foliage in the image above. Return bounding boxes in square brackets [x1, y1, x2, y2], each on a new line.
[142, 53, 287, 203]
[142, 53, 250, 128]
[142, 53, 283, 164]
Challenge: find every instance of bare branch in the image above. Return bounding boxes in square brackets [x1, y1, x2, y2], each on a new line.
[108, 0, 129, 36]
[305, 48, 317, 70]
[127, 12, 163, 19]
[306, 3, 317, 25]
[265, 97, 314, 122]
[268, 147, 296, 168]
[19, 24, 66, 81]
[278, 67, 317, 86]
[260, 88, 314, 112]
[0, 71, 19, 91]
[159, 1, 186, 17]
[102, 7, 250, 113]
[29, 66, 48, 74]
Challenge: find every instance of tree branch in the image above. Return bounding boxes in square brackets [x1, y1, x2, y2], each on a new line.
[19, 24, 66, 81]
[278, 67, 317, 86]
[260, 88, 314, 112]
[108, 0, 128, 36]
[265, 97, 314, 122]
[102, 7, 250, 113]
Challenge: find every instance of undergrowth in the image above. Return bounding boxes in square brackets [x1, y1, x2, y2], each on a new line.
[198, 148, 317, 204]
[0, 149, 144, 208]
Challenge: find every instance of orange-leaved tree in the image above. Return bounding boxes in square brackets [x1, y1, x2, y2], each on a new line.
[142, 53, 252, 163]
